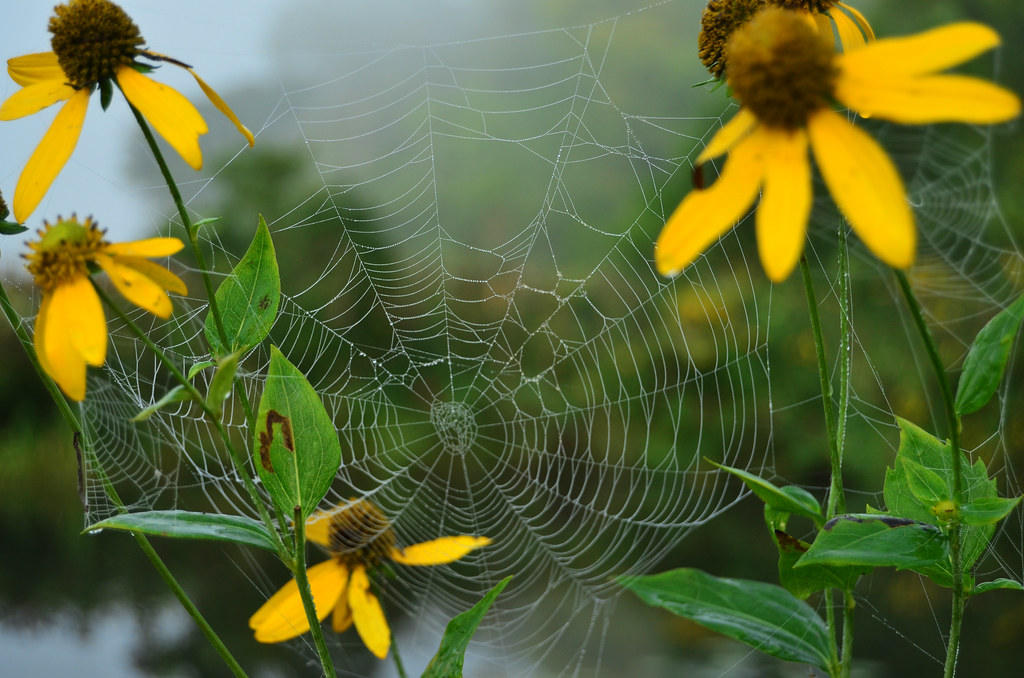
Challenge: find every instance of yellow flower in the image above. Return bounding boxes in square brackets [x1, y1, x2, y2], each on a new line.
[773, 0, 874, 51]
[249, 500, 492, 659]
[24, 215, 187, 401]
[657, 11, 1020, 282]
[0, 0, 255, 223]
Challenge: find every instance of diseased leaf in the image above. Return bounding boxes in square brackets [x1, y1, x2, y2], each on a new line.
[205, 215, 280, 356]
[85, 510, 276, 551]
[255, 346, 340, 520]
[797, 515, 947, 570]
[422, 576, 511, 678]
[710, 461, 824, 526]
[131, 385, 193, 422]
[955, 293, 1024, 416]
[775, 530, 867, 599]
[621, 568, 831, 671]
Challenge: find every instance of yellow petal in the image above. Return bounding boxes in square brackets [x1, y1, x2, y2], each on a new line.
[755, 129, 811, 282]
[837, 72, 1020, 124]
[12, 88, 90, 223]
[812, 12, 835, 50]
[391, 536, 492, 566]
[349, 566, 390, 659]
[116, 65, 207, 170]
[250, 560, 348, 644]
[33, 293, 55, 385]
[103, 237, 185, 258]
[39, 277, 107, 401]
[830, 6, 868, 52]
[835, 2, 874, 42]
[305, 505, 344, 548]
[187, 68, 255, 147]
[94, 254, 174, 318]
[808, 110, 915, 269]
[111, 255, 188, 295]
[0, 79, 74, 120]
[656, 131, 766, 277]
[840, 22, 999, 78]
[697, 108, 756, 164]
[8, 52, 65, 86]
[332, 594, 354, 633]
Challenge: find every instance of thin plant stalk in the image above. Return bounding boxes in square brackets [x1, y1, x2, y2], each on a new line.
[0, 281, 250, 678]
[390, 612, 410, 678]
[292, 507, 339, 678]
[894, 270, 965, 678]
[836, 229, 854, 678]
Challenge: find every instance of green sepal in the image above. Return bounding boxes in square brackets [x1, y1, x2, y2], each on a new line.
[84, 510, 276, 552]
[971, 578, 1024, 595]
[797, 515, 947, 570]
[205, 215, 280, 357]
[955, 293, 1024, 416]
[710, 460, 824, 527]
[99, 78, 113, 110]
[620, 568, 831, 671]
[131, 385, 194, 421]
[421, 576, 512, 678]
[0, 220, 28, 235]
[255, 346, 340, 521]
[775, 530, 867, 599]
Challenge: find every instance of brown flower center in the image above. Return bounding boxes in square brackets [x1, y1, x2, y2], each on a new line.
[698, 0, 767, 79]
[770, 0, 836, 12]
[725, 8, 837, 129]
[326, 501, 397, 568]
[25, 216, 107, 293]
[49, 0, 144, 88]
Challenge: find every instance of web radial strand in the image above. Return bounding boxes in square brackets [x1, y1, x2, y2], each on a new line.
[49, 2, 1024, 677]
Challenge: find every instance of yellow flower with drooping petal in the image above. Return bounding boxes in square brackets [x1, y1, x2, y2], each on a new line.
[24, 215, 187, 401]
[250, 500, 492, 659]
[657, 11, 1020, 282]
[0, 0, 255, 223]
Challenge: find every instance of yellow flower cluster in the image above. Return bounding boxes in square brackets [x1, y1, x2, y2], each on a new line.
[660, 1, 1020, 282]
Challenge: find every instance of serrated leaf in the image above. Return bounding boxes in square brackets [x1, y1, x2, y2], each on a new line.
[422, 576, 511, 678]
[775, 531, 867, 599]
[961, 495, 1023, 526]
[207, 352, 239, 413]
[955, 293, 1024, 416]
[798, 515, 947, 570]
[255, 346, 340, 520]
[621, 568, 831, 671]
[131, 385, 193, 421]
[710, 461, 824, 526]
[205, 215, 280, 356]
[971, 578, 1024, 595]
[188, 360, 216, 380]
[85, 510, 276, 551]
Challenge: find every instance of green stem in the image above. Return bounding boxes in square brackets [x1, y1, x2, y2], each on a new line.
[841, 591, 856, 678]
[0, 281, 249, 678]
[824, 589, 841, 677]
[390, 617, 410, 678]
[124, 96, 257, 431]
[799, 256, 846, 517]
[292, 506, 338, 678]
[92, 283, 286, 555]
[893, 270, 964, 678]
[835, 227, 852, 475]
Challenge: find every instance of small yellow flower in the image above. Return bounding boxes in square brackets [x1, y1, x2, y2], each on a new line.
[249, 500, 492, 659]
[0, 0, 255, 223]
[25, 215, 187, 401]
[657, 11, 1020, 282]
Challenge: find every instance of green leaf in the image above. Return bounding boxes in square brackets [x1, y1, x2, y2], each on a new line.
[971, 578, 1024, 595]
[961, 495, 1023, 526]
[131, 385, 194, 422]
[620, 568, 831, 671]
[188, 360, 216, 380]
[255, 346, 340, 520]
[797, 515, 947, 570]
[207, 352, 239, 413]
[896, 457, 949, 507]
[85, 510, 276, 551]
[205, 215, 280, 356]
[422, 576, 512, 678]
[710, 461, 824, 526]
[955, 293, 1024, 416]
[774, 531, 867, 599]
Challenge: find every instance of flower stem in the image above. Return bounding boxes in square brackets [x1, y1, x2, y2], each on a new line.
[292, 506, 339, 678]
[0, 281, 250, 678]
[390, 619, 410, 678]
[841, 591, 856, 678]
[123, 97, 257, 431]
[92, 283, 286, 556]
[893, 270, 965, 678]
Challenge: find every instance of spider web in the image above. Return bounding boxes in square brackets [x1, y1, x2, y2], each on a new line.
[10, 1, 1022, 675]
